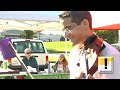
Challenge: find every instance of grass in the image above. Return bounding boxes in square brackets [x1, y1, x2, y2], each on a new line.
[44, 41, 73, 62]
[44, 41, 73, 53]
[48, 54, 69, 62]
[48, 56, 58, 62]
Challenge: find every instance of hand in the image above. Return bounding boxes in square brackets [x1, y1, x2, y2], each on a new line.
[75, 71, 95, 79]
[87, 74, 95, 79]
[75, 71, 86, 79]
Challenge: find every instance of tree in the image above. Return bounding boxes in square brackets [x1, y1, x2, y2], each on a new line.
[60, 36, 65, 41]
[94, 30, 118, 44]
[21, 30, 35, 39]
[60, 36, 69, 41]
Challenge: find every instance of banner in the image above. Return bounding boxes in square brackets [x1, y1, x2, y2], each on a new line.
[0, 38, 16, 60]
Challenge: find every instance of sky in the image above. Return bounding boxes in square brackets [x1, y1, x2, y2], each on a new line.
[1, 11, 120, 34]
[0, 11, 63, 21]
[90, 11, 120, 28]
[0, 11, 120, 27]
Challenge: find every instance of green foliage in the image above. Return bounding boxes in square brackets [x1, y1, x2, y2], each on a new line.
[94, 30, 118, 44]
[21, 30, 35, 39]
[60, 36, 65, 41]
[25, 74, 70, 79]
[60, 36, 69, 41]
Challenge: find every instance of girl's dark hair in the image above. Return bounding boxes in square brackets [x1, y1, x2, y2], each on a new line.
[63, 57, 67, 62]
[55, 54, 67, 65]
[59, 11, 92, 29]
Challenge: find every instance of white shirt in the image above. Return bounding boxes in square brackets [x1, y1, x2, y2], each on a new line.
[68, 41, 120, 79]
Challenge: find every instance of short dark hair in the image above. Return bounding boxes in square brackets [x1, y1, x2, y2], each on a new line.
[59, 11, 92, 29]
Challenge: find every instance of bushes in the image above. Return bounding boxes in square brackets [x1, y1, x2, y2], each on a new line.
[94, 30, 118, 44]
[60, 36, 69, 41]
[21, 30, 35, 39]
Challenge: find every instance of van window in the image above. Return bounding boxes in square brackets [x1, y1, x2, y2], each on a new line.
[13, 41, 45, 53]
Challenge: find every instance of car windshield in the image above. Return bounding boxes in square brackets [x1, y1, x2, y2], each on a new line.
[13, 41, 45, 53]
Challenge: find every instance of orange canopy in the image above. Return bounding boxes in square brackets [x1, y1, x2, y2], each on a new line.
[92, 24, 120, 30]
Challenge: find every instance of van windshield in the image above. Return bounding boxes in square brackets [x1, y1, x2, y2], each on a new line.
[13, 41, 45, 53]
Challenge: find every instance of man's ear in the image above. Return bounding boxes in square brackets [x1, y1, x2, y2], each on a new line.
[82, 19, 90, 30]
[83, 19, 89, 26]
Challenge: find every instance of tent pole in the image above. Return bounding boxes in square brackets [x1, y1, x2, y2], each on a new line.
[37, 33, 40, 40]
[118, 30, 120, 44]
[65, 38, 67, 58]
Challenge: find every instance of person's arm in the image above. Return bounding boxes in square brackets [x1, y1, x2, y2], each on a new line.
[55, 61, 58, 66]
[53, 61, 58, 68]
[22, 56, 27, 71]
[22, 57, 26, 63]
[68, 50, 78, 79]
[32, 56, 39, 72]
[65, 60, 68, 66]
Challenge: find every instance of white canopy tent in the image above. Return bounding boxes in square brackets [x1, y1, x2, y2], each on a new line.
[0, 11, 63, 31]
[0, 11, 120, 56]
[0, 11, 120, 31]
[0, 11, 120, 29]
[90, 11, 120, 44]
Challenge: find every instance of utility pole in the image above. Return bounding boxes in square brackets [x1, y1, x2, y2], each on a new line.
[65, 38, 67, 58]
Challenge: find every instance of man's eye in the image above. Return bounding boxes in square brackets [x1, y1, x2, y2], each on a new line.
[67, 28, 70, 30]
[67, 26, 71, 29]
[66, 28, 70, 30]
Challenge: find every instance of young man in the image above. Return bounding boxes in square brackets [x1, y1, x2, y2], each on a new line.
[59, 11, 120, 79]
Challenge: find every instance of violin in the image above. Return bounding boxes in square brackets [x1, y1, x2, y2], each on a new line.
[82, 35, 106, 75]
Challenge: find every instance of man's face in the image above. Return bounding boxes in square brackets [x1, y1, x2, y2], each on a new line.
[60, 17, 87, 46]
[25, 50, 31, 58]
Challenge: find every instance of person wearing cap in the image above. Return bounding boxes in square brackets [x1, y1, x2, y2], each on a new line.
[22, 48, 39, 72]
[59, 11, 120, 79]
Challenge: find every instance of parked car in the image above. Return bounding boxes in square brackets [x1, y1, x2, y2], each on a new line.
[8, 39, 49, 71]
